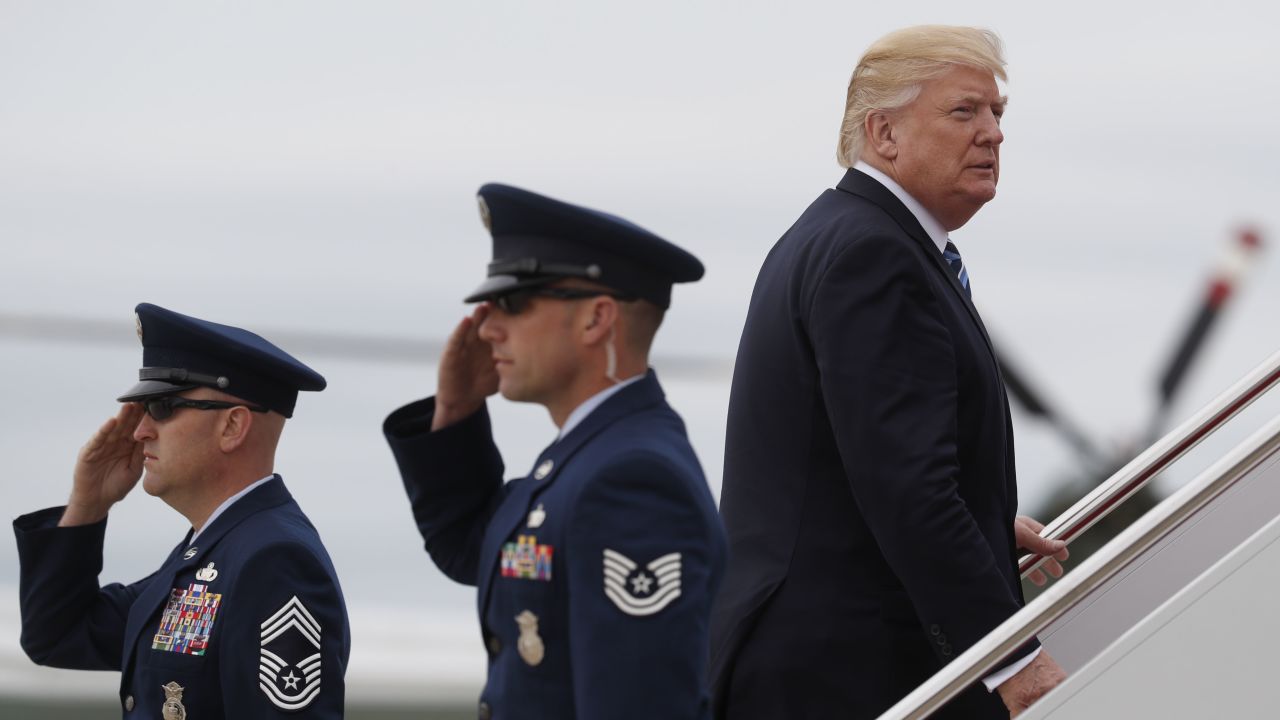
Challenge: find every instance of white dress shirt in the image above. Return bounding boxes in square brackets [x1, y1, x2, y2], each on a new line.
[188, 474, 275, 546]
[853, 161, 950, 255]
[556, 373, 646, 441]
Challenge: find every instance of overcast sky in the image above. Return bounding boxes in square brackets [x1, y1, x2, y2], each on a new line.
[2, 0, 1278, 702]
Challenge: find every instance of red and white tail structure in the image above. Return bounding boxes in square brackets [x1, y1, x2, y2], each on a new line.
[1153, 228, 1265, 438]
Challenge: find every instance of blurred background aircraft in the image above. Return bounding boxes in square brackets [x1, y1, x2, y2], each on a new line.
[2, 1, 1278, 716]
[1002, 228, 1269, 597]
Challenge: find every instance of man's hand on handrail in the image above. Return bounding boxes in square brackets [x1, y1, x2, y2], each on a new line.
[1015, 515, 1070, 586]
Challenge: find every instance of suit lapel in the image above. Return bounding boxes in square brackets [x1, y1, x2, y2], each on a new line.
[121, 476, 294, 673]
[476, 372, 667, 615]
[835, 169, 1000, 363]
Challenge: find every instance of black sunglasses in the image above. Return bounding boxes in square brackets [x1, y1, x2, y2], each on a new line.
[492, 287, 635, 315]
[141, 396, 270, 422]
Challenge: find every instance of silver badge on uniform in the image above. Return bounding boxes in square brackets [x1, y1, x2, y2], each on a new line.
[527, 504, 546, 528]
[195, 562, 218, 582]
[602, 549, 683, 617]
[515, 610, 545, 666]
[533, 459, 554, 480]
[183, 547, 198, 560]
[259, 596, 323, 710]
[161, 681, 187, 720]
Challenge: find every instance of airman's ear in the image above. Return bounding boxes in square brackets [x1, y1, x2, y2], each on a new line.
[218, 406, 253, 453]
[581, 296, 618, 346]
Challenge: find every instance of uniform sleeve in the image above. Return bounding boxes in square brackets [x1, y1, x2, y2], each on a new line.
[13, 507, 156, 671]
[384, 397, 506, 585]
[218, 542, 349, 718]
[808, 234, 1029, 663]
[565, 453, 719, 720]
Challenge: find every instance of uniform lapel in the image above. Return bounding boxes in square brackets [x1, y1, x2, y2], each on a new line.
[121, 476, 294, 673]
[476, 372, 667, 615]
[540, 371, 666, 487]
[118, 533, 191, 688]
[476, 474, 540, 615]
[835, 169, 1000, 363]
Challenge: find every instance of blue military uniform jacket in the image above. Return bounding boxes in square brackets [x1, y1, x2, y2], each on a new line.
[384, 371, 727, 720]
[14, 476, 350, 718]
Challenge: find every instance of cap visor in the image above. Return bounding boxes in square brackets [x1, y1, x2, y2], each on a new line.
[463, 274, 557, 303]
[116, 379, 197, 403]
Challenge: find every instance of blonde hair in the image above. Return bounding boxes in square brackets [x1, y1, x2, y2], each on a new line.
[836, 26, 1007, 167]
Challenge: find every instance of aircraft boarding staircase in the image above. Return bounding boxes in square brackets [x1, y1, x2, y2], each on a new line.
[879, 349, 1280, 719]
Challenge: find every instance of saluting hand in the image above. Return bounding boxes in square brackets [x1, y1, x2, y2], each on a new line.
[432, 304, 499, 431]
[61, 403, 145, 526]
[1015, 515, 1070, 587]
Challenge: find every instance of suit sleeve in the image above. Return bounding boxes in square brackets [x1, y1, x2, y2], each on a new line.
[13, 507, 155, 671]
[383, 397, 507, 585]
[808, 234, 1029, 664]
[566, 452, 719, 720]
[218, 541, 349, 718]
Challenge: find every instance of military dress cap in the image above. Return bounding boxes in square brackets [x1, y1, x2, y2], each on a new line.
[116, 303, 326, 418]
[465, 183, 704, 309]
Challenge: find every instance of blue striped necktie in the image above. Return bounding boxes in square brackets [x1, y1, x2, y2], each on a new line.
[943, 241, 971, 299]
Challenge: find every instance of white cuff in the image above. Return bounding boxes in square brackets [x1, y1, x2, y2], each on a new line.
[982, 646, 1041, 692]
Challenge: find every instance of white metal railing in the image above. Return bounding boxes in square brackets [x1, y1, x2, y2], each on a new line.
[1019, 348, 1280, 578]
[878, 349, 1280, 719]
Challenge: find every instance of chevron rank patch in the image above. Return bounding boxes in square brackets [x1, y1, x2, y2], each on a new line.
[259, 596, 322, 711]
[602, 549, 682, 616]
[152, 583, 221, 655]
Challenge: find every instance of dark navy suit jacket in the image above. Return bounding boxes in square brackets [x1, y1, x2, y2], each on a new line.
[709, 169, 1031, 719]
[384, 371, 727, 720]
[14, 476, 349, 718]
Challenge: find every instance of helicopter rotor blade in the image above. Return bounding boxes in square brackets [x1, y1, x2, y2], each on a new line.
[1149, 228, 1264, 440]
[995, 343, 1105, 467]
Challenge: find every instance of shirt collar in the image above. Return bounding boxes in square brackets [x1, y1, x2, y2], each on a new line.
[854, 161, 949, 254]
[189, 474, 274, 545]
[556, 373, 646, 441]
